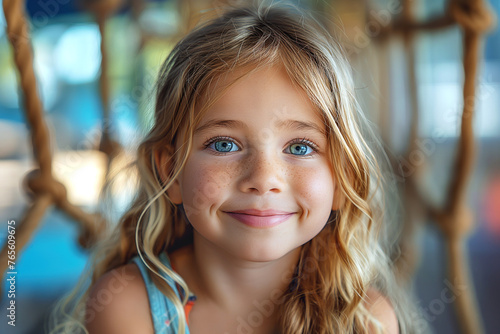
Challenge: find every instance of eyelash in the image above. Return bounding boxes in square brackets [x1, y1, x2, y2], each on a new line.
[202, 136, 320, 156]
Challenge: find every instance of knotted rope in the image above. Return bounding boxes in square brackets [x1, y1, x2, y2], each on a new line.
[82, 0, 124, 159]
[0, 0, 107, 292]
[432, 2, 495, 333]
[392, 0, 423, 284]
[386, 0, 496, 333]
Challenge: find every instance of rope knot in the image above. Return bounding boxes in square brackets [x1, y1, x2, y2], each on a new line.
[434, 206, 475, 239]
[81, 0, 125, 18]
[24, 169, 68, 206]
[449, 0, 497, 33]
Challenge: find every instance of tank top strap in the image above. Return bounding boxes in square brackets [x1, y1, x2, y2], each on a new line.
[131, 253, 190, 334]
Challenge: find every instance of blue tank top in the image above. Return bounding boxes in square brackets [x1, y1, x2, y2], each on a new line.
[131, 253, 192, 334]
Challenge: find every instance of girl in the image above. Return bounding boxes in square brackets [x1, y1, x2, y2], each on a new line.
[53, 2, 414, 333]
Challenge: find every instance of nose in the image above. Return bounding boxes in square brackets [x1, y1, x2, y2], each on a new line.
[237, 148, 286, 195]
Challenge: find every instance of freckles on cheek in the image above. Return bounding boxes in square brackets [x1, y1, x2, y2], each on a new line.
[181, 159, 235, 212]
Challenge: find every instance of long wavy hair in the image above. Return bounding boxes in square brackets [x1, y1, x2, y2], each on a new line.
[51, 2, 416, 333]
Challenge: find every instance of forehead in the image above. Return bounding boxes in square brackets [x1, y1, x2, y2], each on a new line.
[195, 65, 326, 132]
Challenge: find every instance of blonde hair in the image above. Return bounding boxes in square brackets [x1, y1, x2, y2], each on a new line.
[51, 2, 416, 333]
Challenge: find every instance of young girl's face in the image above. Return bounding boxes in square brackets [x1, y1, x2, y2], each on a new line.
[168, 65, 337, 262]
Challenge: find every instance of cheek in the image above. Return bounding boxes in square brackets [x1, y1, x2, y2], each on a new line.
[180, 158, 234, 215]
[292, 164, 335, 216]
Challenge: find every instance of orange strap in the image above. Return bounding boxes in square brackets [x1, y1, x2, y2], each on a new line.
[170, 262, 195, 325]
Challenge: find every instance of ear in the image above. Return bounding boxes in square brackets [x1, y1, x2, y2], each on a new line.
[154, 147, 183, 205]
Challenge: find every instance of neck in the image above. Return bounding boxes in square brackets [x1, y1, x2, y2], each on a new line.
[189, 230, 300, 326]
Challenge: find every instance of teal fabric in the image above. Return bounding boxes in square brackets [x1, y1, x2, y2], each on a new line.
[131, 253, 191, 334]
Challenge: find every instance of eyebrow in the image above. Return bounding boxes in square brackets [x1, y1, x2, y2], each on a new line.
[277, 119, 326, 136]
[194, 119, 247, 134]
[194, 118, 326, 136]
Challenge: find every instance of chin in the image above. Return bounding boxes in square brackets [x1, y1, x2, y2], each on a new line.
[230, 242, 298, 263]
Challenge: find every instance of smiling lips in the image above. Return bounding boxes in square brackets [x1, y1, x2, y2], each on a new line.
[224, 209, 295, 228]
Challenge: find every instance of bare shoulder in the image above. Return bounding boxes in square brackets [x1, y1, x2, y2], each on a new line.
[365, 288, 399, 334]
[85, 263, 154, 334]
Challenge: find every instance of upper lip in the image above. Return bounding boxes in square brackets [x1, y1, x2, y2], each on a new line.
[224, 209, 294, 216]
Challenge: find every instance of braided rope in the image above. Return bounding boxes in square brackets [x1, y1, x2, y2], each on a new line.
[83, 0, 124, 160]
[0, 0, 105, 295]
[392, 0, 423, 284]
[386, 0, 496, 333]
[432, 2, 494, 333]
[3, 0, 52, 176]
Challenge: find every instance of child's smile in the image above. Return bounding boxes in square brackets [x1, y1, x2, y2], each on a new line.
[223, 208, 295, 228]
[167, 65, 337, 262]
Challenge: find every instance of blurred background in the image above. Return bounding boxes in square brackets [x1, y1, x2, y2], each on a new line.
[0, 0, 498, 333]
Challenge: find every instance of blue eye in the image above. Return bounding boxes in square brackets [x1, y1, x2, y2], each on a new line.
[289, 143, 309, 155]
[205, 137, 240, 153]
[285, 139, 318, 156]
[214, 140, 236, 152]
